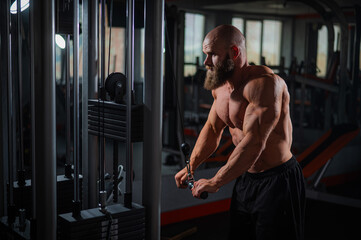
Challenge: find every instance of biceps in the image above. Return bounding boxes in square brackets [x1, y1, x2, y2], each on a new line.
[207, 102, 226, 135]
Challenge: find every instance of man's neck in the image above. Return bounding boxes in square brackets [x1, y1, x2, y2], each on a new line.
[227, 61, 249, 89]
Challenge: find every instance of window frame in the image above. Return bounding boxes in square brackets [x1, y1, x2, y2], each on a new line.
[232, 16, 284, 67]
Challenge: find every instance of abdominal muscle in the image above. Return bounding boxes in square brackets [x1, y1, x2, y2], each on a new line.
[229, 127, 293, 173]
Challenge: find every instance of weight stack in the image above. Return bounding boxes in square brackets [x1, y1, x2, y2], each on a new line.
[0, 217, 31, 240]
[88, 100, 143, 142]
[9, 175, 83, 218]
[58, 203, 145, 240]
[57, 175, 83, 214]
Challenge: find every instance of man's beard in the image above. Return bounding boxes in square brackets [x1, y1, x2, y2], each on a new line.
[204, 56, 235, 90]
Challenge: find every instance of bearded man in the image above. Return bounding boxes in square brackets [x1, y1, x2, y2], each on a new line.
[175, 25, 305, 240]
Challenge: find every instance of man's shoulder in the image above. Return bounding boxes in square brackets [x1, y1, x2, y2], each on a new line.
[243, 67, 284, 102]
[243, 65, 283, 86]
[245, 65, 274, 77]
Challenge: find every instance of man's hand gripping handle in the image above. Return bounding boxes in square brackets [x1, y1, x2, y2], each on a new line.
[181, 143, 208, 199]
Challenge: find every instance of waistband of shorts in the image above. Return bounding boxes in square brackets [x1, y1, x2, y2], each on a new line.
[245, 156, 297, 179]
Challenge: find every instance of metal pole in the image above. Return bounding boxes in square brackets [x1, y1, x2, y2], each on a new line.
[16, 0, 26, 223]
[2, 0, 16, 221]
[125, 0, 135, 209]
[29, 0, 36, 221]
[0, 0, 9, 217]
[318, 0, 349, 123]
[143, 0, 164, 238]
[99, 0, 106, 200]
[15, 2, 26, 227]
[299, 82, 305, 142]
[313, 158, 333, 189]
[113, 141, 118, 203]
[17, 0, 25, 174]
[33, 0, 57, 238]
[127, 0, 135, 92]
[81, 0, 90, 209]
[6, 0, 14, 208]
[66, 35, 71, 171]
[351, 5, 361, 123]
[177, 11, 186, 166]
[73, 0, 80, 206]
[85, 0, 99, 209]
[98, 0, 107, 211]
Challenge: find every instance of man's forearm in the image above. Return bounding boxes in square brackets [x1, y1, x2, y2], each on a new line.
[211, 133, 263, 188]
[190, 122, 224, 171]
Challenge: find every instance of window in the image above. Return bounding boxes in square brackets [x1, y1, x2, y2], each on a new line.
[232, 17, 282, 66]
[184, 13, 205, 76]
[232, 18, 244, 33]
[246, 20, 262, 65]
[262, 20, 282, 66]
[333, 25, 341, 51]
[317, 26, 328, 77]
[317, 25, 341, 77]
[104, 27, 126, 75]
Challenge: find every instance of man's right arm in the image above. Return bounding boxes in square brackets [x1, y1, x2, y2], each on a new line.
[175, 100, 226, 188]
[189, 102, 226, 170]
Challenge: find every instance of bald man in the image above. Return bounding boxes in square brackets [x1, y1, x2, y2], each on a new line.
[175, 25, 305, 239]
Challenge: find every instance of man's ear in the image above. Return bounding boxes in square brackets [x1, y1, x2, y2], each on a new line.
[231, 46, 239, 60]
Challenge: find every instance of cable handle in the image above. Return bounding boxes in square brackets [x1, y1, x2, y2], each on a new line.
[181, 143, 208, 199]
[184, 179, 208, 200]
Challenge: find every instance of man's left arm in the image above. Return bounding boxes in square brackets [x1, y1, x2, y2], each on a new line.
[192, 76, 283, 197]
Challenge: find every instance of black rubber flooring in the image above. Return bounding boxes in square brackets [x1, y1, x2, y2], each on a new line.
[161, 198, 361, 240]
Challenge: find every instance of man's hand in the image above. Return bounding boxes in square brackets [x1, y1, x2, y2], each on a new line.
[191, 178, 219, 198]
[175, 167, 190, 188]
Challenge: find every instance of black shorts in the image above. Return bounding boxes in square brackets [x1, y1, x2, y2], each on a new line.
[228, 156, 305, 240]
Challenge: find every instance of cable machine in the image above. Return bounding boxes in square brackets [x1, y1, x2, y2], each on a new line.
[0, 0, 164, 239]
[57, 0, 146, 239]
[0, 0, 32, 238]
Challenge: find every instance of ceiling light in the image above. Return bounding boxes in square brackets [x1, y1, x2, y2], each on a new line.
[55, 34, 66, 49]
[10, 0, 30, 14]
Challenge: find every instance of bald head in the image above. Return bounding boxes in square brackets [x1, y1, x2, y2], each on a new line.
[204, 25, 246, 53]
[202, 25, 248, 90]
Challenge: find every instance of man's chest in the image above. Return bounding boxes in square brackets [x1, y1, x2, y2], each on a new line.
[215, 91, 248, 130]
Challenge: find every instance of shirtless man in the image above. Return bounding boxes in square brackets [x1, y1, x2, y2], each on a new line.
[175, 25, 305, 239]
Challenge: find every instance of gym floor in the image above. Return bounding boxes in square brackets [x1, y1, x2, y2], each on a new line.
[161, 198, 361, 240]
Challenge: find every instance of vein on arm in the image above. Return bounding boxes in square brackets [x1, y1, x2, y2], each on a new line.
[190, 99, 226, 171]
[211, 76, 282, 187]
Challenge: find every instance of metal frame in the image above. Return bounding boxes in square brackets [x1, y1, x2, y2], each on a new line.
[351, 5, 361, 123]
[125, 0, 135, 209]
[7, 0, 17, 220]
[0, 0, 11, 218]
[306, 189, 361, 209]
[29, 0, 36, 222]
[98, 0, 106, 210]
[317, 0, 349, 124]
[73, 0, 81, 209]
[83, 0, 99, 209]
[32, 0, 57, 238]
[313, 158, 333, 189]
[16, 0, 25, 175]
[143, 0, 164, 239]
[294, 75, 339, 92]
[66, 36, 71, 172]
[291, 0, 335, 71]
